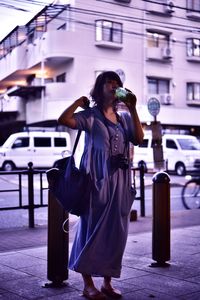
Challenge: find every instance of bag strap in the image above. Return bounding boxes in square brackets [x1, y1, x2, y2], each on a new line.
[72, 130, 81, 156]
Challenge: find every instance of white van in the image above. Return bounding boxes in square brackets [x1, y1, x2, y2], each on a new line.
[0, 131, 71, 171]
[133, 133, 200, 175]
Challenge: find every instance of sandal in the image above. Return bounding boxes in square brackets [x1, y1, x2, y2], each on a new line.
[101, 286, 122, 298]
[83, 286, 106, 300]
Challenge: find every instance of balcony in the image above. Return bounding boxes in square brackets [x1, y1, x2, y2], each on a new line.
[186, 11, 200, 20]
[26, 30, 75, 69]
[146, 46, 173, 61]
[186, 55, 200, 63]
[95, 40, 123, 50]
[146, 0, 175, 15]
[0, 43, 27, 83]
[186, 99, 200, 106]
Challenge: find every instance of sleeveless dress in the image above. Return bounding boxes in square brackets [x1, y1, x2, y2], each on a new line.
[69, 106, 136, 278]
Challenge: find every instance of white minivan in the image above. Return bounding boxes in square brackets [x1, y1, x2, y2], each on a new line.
[133, 133, 200, 175]
[0, 131, 71, 171]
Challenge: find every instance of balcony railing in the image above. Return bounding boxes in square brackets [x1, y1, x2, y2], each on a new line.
[0, 4, 68, 61]
[0, 26, 26, 60]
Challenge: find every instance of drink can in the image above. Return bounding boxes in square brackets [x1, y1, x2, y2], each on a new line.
[115, 87, 128, 99]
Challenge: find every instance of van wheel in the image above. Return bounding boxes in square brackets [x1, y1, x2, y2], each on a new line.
[2, 161, 15, 172]
[175, 163, 186, 176]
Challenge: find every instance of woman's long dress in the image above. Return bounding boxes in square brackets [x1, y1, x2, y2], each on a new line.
[69, 107, 136, 278]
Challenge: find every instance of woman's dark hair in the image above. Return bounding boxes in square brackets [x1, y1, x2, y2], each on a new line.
[90, 71, 123, 109]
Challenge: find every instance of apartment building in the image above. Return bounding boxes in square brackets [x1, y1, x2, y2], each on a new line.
[0, 0, 200, 145]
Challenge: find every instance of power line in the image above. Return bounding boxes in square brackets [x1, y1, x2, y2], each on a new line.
[0, 1, 199, 49]
[67, 6, 200, 35]
[141, 0, 192, 12]
[0, 0, 52, 12]
[49, 13, 190, 50]
[0, 0, 200, 34]
[96, 0, 200, 31]
[98, 0, 198, 13]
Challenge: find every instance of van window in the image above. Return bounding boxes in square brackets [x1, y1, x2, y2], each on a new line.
[177, 138, 200, 150]
[34, 137, 51, 147]
[138, 138, 149, 148]
[12, 137, 29, 148]
[54, 137, 67, 147]
[166, 139, 178, 149]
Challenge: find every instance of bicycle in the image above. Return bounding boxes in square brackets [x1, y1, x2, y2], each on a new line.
[181, 176, 200, 209]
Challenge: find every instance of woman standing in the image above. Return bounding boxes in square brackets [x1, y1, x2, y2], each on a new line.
[58, 71, 144, 300]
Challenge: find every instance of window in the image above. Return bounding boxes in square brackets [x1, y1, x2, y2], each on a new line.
[187, 82, 200, 102]
[148, 78, 170, 94]
[138, 139, 149, 148]
[45, 78, 54, 84]
[34, 137, 51, 147]
[147, 31, 169, 48]
[12, 137, 29, 149]
[187, 38, 200, 57]
[56, 73, 66, 82]
[187, 0, 200, 12]
[54, 137, 67, 147]
[166, 139, 177, 149]
[178, 138, 200, 150]
[96, 20, 122, 44]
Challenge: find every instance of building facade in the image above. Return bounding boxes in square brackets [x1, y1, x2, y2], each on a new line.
[0, 0, 200, 145]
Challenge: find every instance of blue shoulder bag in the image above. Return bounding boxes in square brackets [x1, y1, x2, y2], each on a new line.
[46, 130, 90, 216]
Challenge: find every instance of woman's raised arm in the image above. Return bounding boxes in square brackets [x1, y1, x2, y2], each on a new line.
[58, 96, 89, 129]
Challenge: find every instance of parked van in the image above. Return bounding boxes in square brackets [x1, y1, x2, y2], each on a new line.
[133, 133, 200, 175]
[0, 131, 71, 171]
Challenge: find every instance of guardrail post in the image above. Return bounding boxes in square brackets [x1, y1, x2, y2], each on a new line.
[151, 171, 170, 267]
[130, 163, 145, 221]
[45, 190, 69, 287]
[139, 161, 145, 217]
[27, 162, 35, 228]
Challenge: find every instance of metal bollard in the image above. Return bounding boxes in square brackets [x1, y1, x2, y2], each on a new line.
[27, 162, 34, 228]
[151, 171, 170, 267]
[138, 160, 145, 217]
[44, 190, 69, 287]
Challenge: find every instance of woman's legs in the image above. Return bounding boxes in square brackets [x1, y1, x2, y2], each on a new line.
[82, 274, 106, 300]
[102, 276, 112, 289]
[101, 276, 122, 298]
[82, 274, 96, 289]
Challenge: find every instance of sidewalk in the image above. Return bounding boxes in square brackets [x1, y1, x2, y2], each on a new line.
[0, 209, 200, 299]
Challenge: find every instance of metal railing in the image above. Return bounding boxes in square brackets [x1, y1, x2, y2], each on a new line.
[0, 162, 146, 228]
[0, 162, 48, 228]
[131, 161, 145, 217]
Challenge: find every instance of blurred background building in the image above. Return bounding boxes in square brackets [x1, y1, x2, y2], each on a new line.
[0, 0, 200, 145]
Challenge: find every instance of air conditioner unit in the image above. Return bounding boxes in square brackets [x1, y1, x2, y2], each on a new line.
[162, 47, 173, 59]
[160, 94, 172, 105]
[165, 1, 175, 13]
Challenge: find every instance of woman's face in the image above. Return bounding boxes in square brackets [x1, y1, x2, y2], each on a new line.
[103, 78, 120, 103]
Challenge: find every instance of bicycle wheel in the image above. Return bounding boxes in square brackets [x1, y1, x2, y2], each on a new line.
[181, 179, 200, 209]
